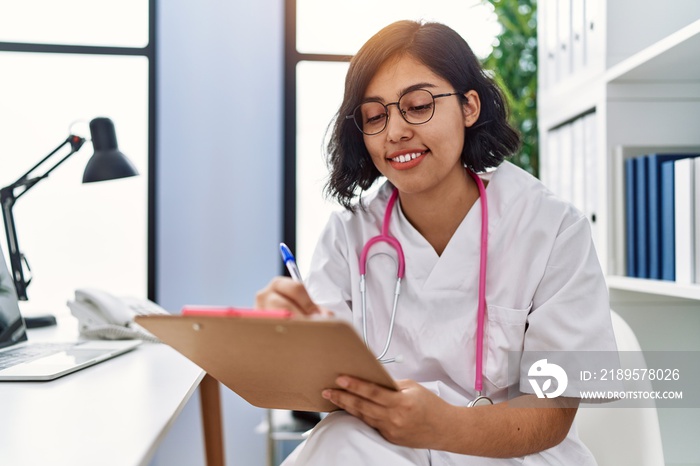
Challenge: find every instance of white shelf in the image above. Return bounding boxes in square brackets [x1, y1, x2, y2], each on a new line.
[539, 4, 700, 463]
[606, 18, 700, 83]
[607, 275, 700, 300]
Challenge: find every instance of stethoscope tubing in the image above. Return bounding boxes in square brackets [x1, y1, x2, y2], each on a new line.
[470, 170, 489, 397]
[360, 188, 403, 364]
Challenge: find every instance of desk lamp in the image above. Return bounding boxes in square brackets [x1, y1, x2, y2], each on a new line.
[0, 117, 139, 328]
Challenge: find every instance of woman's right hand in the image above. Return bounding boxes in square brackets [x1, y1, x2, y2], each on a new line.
[255, 277, 330, 318]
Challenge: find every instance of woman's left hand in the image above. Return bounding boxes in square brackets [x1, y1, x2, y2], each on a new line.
[322, 376, 451, 449]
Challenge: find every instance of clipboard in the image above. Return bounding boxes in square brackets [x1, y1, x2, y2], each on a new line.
[135, 312, 398, 412]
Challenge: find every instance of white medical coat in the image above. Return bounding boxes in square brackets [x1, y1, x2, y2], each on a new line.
[301, 161, 618, 465]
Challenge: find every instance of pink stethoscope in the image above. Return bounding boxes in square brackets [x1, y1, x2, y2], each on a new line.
[359, 170, 493, 407]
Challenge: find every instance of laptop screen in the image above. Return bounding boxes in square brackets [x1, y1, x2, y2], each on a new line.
[0, 241, 27, 349]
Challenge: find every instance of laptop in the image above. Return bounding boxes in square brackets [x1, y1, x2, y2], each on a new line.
[0, 242, 141, 381]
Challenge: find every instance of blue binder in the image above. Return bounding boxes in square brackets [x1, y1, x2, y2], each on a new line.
[660, 160, 676, 281]
[634, 156, 649, 278]
[625, 158, 637, 277]
[646, 154, 699, 279]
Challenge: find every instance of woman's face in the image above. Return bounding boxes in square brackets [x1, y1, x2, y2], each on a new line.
[361, 54, 480, 197]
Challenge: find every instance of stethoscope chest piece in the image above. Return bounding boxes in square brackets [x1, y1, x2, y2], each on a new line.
[468, 395, 494, 407]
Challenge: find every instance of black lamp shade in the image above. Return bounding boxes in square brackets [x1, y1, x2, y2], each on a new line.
[82, 117, 139, 183]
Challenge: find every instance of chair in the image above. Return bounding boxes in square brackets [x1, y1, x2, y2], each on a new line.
[256, 410, 319, 466]
[575, 310, 665, 466]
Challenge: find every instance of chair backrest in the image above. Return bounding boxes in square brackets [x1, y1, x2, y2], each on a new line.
[575, 310, 665, 466]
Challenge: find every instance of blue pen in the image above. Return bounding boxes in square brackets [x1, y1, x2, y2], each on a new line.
[279, 243, 303, 282]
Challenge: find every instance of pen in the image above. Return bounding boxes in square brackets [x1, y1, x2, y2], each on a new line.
[279, 243, 332, 319]
[279, 242, 303, 282]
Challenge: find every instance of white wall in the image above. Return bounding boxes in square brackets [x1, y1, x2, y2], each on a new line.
[153, 0, 284, 464]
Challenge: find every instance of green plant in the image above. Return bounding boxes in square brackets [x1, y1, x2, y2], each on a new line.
[482, 0, 538, 176]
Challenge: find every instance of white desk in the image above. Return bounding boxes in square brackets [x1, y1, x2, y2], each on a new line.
[1, 316, 225, 466]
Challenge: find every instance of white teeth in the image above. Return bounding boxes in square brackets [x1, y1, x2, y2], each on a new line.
[391, 151, 424, 163]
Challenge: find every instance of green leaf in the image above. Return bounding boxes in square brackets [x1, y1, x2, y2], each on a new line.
[481, 0, 539, 177]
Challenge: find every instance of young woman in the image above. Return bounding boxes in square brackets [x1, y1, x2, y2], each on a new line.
[256, 20, 617, 465]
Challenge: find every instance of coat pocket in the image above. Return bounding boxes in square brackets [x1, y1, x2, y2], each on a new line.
[483, 303, 531, 389]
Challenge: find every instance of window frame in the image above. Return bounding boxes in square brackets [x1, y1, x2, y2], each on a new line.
[282, 0, 351, 274]
[0, 0, 157, 299]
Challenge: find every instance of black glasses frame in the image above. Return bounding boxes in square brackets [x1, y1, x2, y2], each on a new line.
[346, 89, 463, 136]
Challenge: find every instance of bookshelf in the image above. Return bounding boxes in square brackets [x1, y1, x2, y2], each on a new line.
[606, 275, 700, 301]
[538, 2, 700, 464]
[605, 19, 700, 83]
[539, 1, 700, 295]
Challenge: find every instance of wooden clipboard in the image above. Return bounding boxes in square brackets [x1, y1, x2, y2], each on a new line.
[135, 314, 398, 412]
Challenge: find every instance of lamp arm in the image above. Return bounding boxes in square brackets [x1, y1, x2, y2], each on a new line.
[5, 135, 86, 200]
[0, 135, 86, 300]
[1, 189, 28, 300]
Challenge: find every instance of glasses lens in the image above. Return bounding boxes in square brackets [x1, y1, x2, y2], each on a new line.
[355, 102, 387, 135]
[399, 90, 435, 124]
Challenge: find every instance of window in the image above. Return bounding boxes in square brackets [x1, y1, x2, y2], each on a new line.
[0, 0, 148, 47]
[286, 0, 500, 274]
[0, 1, 154, 312]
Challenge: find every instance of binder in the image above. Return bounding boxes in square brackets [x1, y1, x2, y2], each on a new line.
[583, 113, 598, 248]
[557, 0, 572, 80]
[674, 158, 696, 284]
[558, 123, 574, 204]
[624, 157, 637, 277]
[634, 156, 649, 278]
[571, 0, 585, 72]
[135, 313, 398, 412]
[543, 0, 559, 88]
[546, 126, 562, 196]
[571, 117, 586, 212]
[660, 161, 676, 281]
[584, 0, 601, 70]
[646, 154, 698, 279]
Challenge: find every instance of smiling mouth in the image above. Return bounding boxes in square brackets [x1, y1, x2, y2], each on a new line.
[389, 150, 428, 163]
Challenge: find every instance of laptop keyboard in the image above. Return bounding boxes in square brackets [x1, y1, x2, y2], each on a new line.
[0, 343, 78, 370]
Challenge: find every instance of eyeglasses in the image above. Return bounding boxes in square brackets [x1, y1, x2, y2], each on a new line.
[346, 89, 462, 136]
